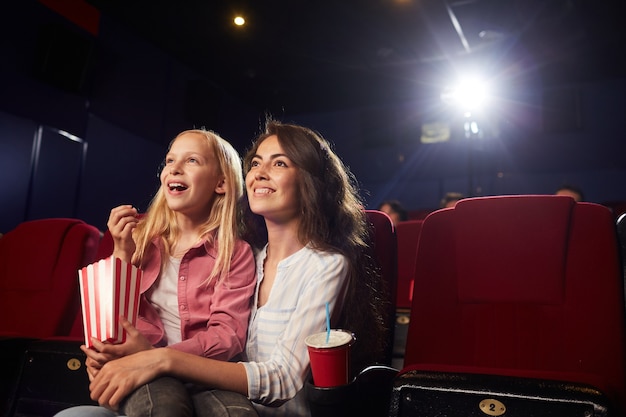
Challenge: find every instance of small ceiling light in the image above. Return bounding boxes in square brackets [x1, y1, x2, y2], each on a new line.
[234, 16, 245, 26]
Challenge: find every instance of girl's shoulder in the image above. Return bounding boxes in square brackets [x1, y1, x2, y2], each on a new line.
[234, 237, 253, 250]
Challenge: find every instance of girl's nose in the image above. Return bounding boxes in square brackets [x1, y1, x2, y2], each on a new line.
[169, 161, 183, 175]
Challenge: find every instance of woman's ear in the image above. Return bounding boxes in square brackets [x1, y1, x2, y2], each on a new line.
[214, 178, 227, 195]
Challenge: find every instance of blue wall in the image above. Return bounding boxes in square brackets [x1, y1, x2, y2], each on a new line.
[1, 1, 625, 234]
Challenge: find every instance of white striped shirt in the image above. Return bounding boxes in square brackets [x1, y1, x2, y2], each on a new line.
[242, 244, 349, 411]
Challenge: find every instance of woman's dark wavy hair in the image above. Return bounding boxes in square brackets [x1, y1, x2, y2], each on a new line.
[241, 119, 388, 371]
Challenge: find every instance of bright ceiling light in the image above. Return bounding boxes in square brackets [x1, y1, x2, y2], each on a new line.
[441, 76, 490, 113]
[234, 16, 245, 26]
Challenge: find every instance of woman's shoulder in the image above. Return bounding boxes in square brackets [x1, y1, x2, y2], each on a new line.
[289, 245, 347, 268]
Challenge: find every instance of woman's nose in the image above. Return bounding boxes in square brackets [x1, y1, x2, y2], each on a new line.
[253, 164, 268, 180]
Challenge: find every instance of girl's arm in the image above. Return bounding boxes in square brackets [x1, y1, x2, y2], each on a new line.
[107, 205, 138, 263]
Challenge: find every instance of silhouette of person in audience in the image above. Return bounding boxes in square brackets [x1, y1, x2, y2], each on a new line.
[440, 192, 465, 208]
[555, 184, 584, 202]
[378, 199, 409, 225]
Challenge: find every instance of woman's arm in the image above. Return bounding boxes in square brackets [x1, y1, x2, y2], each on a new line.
[244, 251, 349, 405]
[88, 251, 348, 409]
[87, 336, 248, 410]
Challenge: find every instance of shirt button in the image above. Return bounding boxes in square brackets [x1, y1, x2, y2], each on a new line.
[180, 276, 185, 281]
[180, 304, 187, 310]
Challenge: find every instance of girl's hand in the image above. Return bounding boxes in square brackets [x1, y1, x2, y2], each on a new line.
[107, 205, 139, 263]
[82, 317, 153, 381]
[97, 317, 154, 358]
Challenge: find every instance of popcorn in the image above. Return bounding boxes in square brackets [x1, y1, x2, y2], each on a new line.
[78, 256, 142, 347]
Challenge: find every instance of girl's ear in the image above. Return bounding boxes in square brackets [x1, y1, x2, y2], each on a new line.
[214, 178, 227, 195]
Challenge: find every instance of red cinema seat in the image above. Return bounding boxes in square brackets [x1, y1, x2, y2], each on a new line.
[364, 210, 397, 367]
[393, 219, 424, 367]
[0, 218, 101, 339]
[603, 200, 626, 221]
[394, 220, 424, 310]
[0, 219, 103, 416]
[391, 195, 626, 416]
[306, 211, 399, 417]
[95, 227, 114, 261]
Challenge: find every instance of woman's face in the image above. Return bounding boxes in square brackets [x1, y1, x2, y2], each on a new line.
[159, 132, 225, 218]
[246, 135, 300, 223]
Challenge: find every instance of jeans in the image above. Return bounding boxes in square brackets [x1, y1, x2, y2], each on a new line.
[120, 376, 192, 417]
[191, 389, 259, 417]
[53, 378, 258, 417]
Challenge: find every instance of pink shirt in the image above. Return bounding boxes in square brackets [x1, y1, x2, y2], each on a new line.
[136, 237, 256, 361]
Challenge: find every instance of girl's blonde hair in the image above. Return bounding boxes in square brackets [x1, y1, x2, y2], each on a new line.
[132, 129, 244, 285]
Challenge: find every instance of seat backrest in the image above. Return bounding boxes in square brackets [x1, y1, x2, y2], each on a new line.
[365, 210, 398, 366]
[616, 212, 626, 310]
[95, 228, 114, 261]
[394, 220, 424, 309]
[404, 195, 626, 413]
[603, 200, 626, 220]
[407, 209, 433, 220]
[0, 218, 101, 338]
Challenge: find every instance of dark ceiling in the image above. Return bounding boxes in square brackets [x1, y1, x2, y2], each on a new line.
[87, 0, 626, 115]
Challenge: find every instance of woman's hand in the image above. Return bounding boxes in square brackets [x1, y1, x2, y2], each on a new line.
[107, 205, 139, 263]
[89, 348, 164, 411]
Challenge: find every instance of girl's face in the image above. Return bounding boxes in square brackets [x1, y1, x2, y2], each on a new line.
[160, 132, 225, 218]
[246, 135, 300, 223]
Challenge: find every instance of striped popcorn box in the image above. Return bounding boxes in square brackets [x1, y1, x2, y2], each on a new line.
[78, 256, 142, 347]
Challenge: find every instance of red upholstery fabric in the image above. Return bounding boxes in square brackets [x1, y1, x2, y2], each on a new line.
[602, 200, 626, 220]
[455, 197, 572, 304]
[395, 220, 424, 309]
[407, 209, 434, 220]
[403, 195, 626, 414]
[0, 218, 101, 339]
[365, 210, 397, 365]
[95, 228, 114, 261]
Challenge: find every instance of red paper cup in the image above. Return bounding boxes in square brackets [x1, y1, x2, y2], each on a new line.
[305, 329, 355, 387]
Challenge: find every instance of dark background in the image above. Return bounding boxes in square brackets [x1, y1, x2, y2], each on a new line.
[1, 0, 625, 233]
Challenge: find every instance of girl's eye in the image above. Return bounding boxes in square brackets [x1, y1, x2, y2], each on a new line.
[250, 160, 260, 168]
[275, 160, 287, 167]
[165, 158, 174, 164]
[188, 158, 198, 164]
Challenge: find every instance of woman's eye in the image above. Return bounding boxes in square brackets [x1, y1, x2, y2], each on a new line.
[165, 158, 174, 164]
[250, 160, 260, 167]
[275, 160, 287, 167]
[188, 158, 198, 164]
